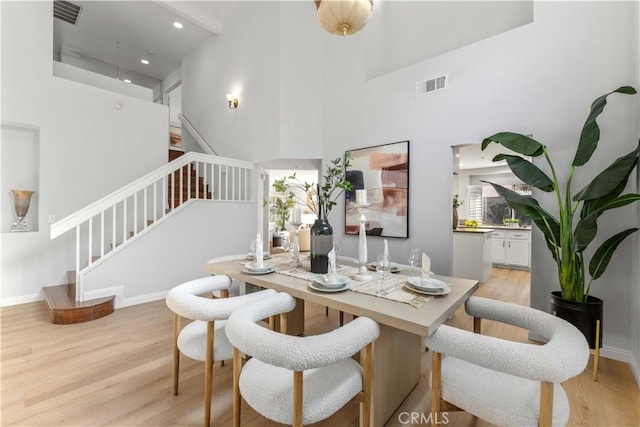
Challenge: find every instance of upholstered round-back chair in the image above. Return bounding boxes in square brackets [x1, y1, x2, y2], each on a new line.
[225, 291, 380, 427]
[165, 276, 276, 426]
[426, 296, 589, 427]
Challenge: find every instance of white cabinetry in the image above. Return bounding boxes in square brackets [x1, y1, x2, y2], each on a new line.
[491, 229, 530, 269]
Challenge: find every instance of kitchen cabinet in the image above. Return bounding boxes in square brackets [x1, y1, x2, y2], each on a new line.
[453, 228, 493, 282]
[491, 229, 530, 269]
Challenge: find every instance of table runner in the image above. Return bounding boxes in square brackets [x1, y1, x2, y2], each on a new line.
[240, 255, 431, 308]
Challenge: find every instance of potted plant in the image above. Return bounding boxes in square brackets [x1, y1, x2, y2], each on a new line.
[264, 177, 296, 247]
[481, 86, 639, 351]
[289, 155, 353, 273]
[453, 194, 463, 229]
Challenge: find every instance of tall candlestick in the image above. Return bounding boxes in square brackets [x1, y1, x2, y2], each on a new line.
[353, 202, 372, 282]
[355, 189, 367, 204]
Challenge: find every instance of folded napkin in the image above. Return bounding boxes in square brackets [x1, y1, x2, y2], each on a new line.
[255, 233, 263, 264]
[421, 253, 431, 281]
[327, 248, 337, 279]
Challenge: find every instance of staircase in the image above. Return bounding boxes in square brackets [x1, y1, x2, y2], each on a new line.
[43, 151, 253, 324]
[169, 150, 212, 207]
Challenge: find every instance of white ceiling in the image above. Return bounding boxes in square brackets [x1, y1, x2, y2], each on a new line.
[53, 1, 243, 87]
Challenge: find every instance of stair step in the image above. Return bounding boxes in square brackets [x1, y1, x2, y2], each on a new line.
[42, 284, 115, 325]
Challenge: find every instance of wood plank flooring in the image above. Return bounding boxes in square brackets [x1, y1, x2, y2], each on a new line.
[2, 267, 638, 426]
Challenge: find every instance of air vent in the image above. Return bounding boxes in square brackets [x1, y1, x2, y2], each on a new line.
[415, 75, 447, 97]
[54, 0, 82, 25]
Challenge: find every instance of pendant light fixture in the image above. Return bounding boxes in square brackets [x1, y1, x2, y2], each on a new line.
[315, 0, 374, 37]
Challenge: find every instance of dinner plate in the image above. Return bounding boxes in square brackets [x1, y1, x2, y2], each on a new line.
[406, 277, 448, 291]
[314, 274, 349, 289]
[245, 262, 273, 271]
[367, 263, 401, 273]
[404, 283, 451, 296]
[309, 281, 352, 293]
[247, 252, 271, 260]
[242, 267, 275, 275]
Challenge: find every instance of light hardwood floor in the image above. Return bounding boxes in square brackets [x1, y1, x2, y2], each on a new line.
[2, 267, 638, 426]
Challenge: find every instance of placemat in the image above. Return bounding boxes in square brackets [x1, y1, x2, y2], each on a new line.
[240, 255, 430, 309]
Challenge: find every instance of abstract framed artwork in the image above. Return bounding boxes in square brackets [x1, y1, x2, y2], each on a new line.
[345, 140, 409, 238]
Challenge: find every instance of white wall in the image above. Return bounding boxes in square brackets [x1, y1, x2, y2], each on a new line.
[182, 2, 281, 161]
[365, 1, 533, 79]
[319, 1, 639, 358]
[181, 2, 325, 162]
[82, 201, 256, 306]
[53, 61, 152, 101]
[1, 2, 168, 303]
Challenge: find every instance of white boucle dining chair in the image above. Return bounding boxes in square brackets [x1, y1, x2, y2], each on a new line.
[225, 291, 380, 427]
[206, 254, 248, 297]
[426, 296, 589, 427]
[165, 276, 277, 427]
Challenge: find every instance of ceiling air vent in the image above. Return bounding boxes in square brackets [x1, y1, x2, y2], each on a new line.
[415, 75, 447, 97]
[54, 0, 82, 25]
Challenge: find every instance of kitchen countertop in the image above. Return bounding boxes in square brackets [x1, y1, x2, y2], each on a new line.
[453, 228, 495, 233]
[479, 225, 532, 230]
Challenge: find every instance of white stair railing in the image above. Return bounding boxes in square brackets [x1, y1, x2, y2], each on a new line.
[50, 152, 253, 302]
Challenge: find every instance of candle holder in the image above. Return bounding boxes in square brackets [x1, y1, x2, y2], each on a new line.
[353, 203, 372, 281]
[290, 221, 303, 268]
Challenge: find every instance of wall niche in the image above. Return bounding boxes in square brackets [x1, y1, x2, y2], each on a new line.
[1, 122, 40, 233]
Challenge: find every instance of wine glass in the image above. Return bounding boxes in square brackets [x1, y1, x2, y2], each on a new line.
[376, 254, 390, 296]
[333, 240, 343, 265]
[281, 233, 291, 259]
[408, 248, 421, 275]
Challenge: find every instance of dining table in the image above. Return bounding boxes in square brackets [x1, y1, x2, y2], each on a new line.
[205, 255, 478, 427]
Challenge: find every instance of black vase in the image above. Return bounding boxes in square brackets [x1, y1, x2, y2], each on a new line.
[310, 217, 333, 274]
[550, 291, 603, 349]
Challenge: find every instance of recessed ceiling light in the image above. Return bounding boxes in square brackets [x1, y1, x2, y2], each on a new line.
[173, 22, 183, 29]
[140, 59, 149, 65]
[124, 79, 132, 83]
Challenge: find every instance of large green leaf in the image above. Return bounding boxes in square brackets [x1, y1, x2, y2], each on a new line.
[482, 181, 561, 245]
[574, 194, 640, 251]
[573, 145, 639, 201]
[589, 228, 639, 280]
[499, 155, 554, 192]
[482, 132, 545, 157]
[573, 86, 637, 167]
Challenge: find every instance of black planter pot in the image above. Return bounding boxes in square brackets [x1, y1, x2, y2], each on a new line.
[310, 217, 333, 274]
[550, 291, 603, 349]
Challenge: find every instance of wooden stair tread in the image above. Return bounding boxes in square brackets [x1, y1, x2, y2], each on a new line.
[42, 284, 115, 325]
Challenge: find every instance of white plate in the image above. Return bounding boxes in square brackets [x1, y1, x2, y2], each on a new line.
[309, 281, 352, 293]
[247, 252, 271, 260]
[367, 263, 401, 273]
[314, 274, 349, 289]
[245, 261, 273, 271]
[404, 283, 451, 296]
[242, 267, 275, 275]
[407, 277, 448, 291]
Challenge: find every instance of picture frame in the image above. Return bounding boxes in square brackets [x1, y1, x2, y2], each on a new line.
[345, 140, 409, 238]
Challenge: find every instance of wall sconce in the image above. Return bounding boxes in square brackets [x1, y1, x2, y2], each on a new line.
[226, 94, 239, 109]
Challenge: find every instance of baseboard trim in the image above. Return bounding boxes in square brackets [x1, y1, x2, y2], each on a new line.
[119, 290, 167, 308]
[83, 286, 125, 307]
[629, 356, 640, 387]
[0, 293, 43, 307]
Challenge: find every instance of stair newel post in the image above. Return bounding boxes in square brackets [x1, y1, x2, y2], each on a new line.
[75, 224, 81, 302]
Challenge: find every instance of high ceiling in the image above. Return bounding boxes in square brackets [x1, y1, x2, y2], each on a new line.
[53, 1, 243, 88]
